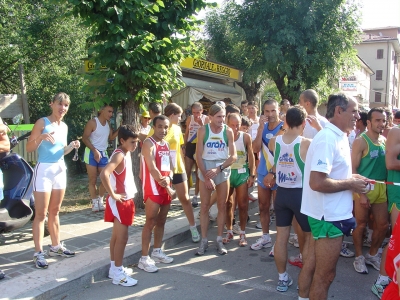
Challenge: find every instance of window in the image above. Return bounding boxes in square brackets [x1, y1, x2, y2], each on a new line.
[377, 49, 384, 59]
[376, 70, 383, 80]
[375, 92, 382, 102]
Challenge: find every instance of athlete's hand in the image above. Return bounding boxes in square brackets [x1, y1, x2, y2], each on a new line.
[70, 140, 80, 149]
[205, 178, 216, 190]
[306, 115, 323, 131]
[259, 115, 268, 125]
[112, 193, 126, 202]
[264, 173, 275, 188]
[247, 176, 255, 188]
[93, 149, 101, 163]
[349, 176, 370, 194]
[206, 168, 219, 179]
[158, 176, 169, 187]
[39, 131, 56, 144]
[359, 193, 371, 209]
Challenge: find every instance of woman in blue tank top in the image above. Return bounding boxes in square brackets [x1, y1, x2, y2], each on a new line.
[26, 92, 80, 269]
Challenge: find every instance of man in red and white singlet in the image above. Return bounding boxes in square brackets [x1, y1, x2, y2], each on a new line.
[139, 115, 175, 273]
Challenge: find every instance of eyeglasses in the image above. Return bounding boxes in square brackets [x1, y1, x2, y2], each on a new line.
[143, 117, 151, 120]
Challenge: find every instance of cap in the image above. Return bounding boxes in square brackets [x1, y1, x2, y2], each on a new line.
[141, 111, 150, 118]
[216, 101, 226, 108]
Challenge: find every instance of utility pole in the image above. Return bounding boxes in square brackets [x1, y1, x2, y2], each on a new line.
[18, 64, 30, 123]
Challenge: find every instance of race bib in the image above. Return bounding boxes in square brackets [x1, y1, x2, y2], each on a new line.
[161, 155, 170, 172]
[238, 168, 246, 174]
[170, 150, 177, 169]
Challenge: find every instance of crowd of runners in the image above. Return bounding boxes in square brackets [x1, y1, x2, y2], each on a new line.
[1, 90, 400, 300]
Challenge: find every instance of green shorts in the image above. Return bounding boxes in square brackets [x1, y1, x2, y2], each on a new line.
[230, 168, 249, 188]
[308, 217, 343, 240]
[388, 184, 400, 213]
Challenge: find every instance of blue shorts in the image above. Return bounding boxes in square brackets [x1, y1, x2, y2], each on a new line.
[257, 173, 278, 190]
[84, 147, 109, 168]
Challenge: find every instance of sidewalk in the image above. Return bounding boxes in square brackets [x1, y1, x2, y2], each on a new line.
[0, 188, 259, 299]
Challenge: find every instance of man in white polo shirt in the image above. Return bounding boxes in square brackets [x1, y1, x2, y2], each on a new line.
[298, 94, 369, 300]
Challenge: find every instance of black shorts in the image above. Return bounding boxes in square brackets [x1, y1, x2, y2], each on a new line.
[172, 173, 187, 185]
[185, 143, 196, 160]
[275, 186, 310, 232]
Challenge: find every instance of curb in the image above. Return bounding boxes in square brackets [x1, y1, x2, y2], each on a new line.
[4, 200, 259, 300]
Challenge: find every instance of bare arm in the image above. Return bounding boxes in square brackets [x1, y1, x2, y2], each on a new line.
[309, 171, 367, 194]
[351, 137, 366, 173]
[245, 133, 255, 176]
[252, 115, 267, 153]
[100, 152, 126, 201]
[183, 117, 191, 145]
[386, 127, 400, 170]
[82, 119, 96, 151]
[108, 122, 119, 141]
[299, 138, 311, 162]
[223, 127, 237, 168]
[195, 126, 207, 178]
[26, 118, 55, 153]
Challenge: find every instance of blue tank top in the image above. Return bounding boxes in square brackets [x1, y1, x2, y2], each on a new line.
[257, 121, 283, 176]
[37, 117, 68, 163]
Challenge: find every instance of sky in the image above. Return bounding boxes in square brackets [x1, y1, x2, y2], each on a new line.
[199, 0, 400, 29]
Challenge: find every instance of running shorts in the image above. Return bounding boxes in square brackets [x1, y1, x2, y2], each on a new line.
[172, 173, 187, 185]
[104, 196, 135, 226]
[185, 143, 196, 161]
[198, 159, 231, 186]
[33, 161, 67, 192]
[84, 147, 109, 168]
[144, 194, 171, 206]
[308, 216, 356, 240]
[230, 168, 249, 188]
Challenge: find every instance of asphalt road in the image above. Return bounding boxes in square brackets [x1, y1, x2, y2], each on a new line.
[65, 214, 379, 300]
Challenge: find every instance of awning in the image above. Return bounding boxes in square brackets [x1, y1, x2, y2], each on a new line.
[171, 77, 243, 110]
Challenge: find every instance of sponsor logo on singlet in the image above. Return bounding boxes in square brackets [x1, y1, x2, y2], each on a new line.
[279, 153, 294, 164]
[278, 171, 297, 183]
[158, 151, 170, 157]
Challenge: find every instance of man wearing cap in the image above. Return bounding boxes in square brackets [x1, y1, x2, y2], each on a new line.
[140, 111, 151, 136]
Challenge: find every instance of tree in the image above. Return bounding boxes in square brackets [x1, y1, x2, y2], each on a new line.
[205, 2, 267, 101]
[206, 0, 361, 103]
[67, 0, 209, 206]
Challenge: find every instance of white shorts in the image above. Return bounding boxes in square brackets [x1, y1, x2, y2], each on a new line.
[33, 161, 67, 192]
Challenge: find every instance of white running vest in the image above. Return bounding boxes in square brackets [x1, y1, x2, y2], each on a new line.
[202, 124, 229, 160]
[231, 132, 247, 170]
[274, 135, 304, 188]
[90, 117, 110, 151]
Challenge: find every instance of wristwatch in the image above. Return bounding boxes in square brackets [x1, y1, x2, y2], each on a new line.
[270, 171, 276, 179]
[219, 165, 225, 171]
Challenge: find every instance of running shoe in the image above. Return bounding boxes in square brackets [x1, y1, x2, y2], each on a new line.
[288, 254, 303, 268]
[108, 266, 134, 279]
[353, 255, 368, 274]
[112, 271, 138, 286]
[365, 253, 381, 271]
[248, 193, 258, 202]
[371, 279, 389, 299]
[216, 241, 228, 255]
[98, 197, 105, 211]
[250, 237, 272, 250]
[255, 221, 262, 229]
[363, 238, 372, 248]
[239, 234, 248, 247]
[190, 227, 200, 243]
[151, 249, 174, 264]
[222, 232, 234, 244]
[138, 257, 158, 273]
[0, 269, 4, 280]
[277, 275, 293, 292]
[33, 251, 48, 269]
[49, 242, 75, 258]
[191, 195, 199, 207]
[195, 239, 208, 256]
[232, 223, 241, 235]
[288, 234, 299, 248]
[269, 243, 275, 257]
[92, 200, 100, 212]
[340, 243, 355, 258]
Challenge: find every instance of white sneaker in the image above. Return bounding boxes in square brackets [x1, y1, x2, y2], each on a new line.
[112, 271, 138, 286]
[151, 249, 174, 264]
[255, 221, 262, 229]
[138, 257, 158, 273]
[108, 266, 134, 279]
[98, 197, 105, 211]
[232, 223, 241, 235]
[288, 234, 299, 248]
[92, 200, 100, 212]
[250, 237, 272, 250]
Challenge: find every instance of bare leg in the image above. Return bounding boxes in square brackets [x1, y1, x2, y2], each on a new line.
[32, 191, 51, 252]
[309, 237, 342, 300]
[226, 188, 235, 230]
[258, 185, 271, 233]
[369, 203, 389, 256]
[112, 219, 128, 266]
[47, 189, 66, 247]
[236, 183, 249, 231]
[153, 204, 170, 248]
[141, 199, 161, 256]
[97, 166, 106, 198]
[353, 197, 369, 257]
[199, 180, 212, 239]
[298, 233, 315, 298]
[274, 226, 291, 273]
[86, 164, 99, 199]
[174, 180, 195, 226]
[216, 181, 229, 237]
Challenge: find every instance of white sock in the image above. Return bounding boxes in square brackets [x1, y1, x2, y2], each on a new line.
[141, 255, 149, 260]
[115, 265, 123, 275]
[368, 229, 373, 240]
[202, 238, 208, 243]
[376, 274, 389, 285]
[240, 231, 245, 235]
[299, 297, 309, 300]
[262, 233, 270, 241]
[110, 261, 115, 269]
[216, 236, 223, 242]
[51, 244, 60, 250]
[92, 198, 98, 203]
[190, 224, 197, 229]
[153, 248, 161, 253]
[278, 272, 288, 280]
[227, 230, 233, 234]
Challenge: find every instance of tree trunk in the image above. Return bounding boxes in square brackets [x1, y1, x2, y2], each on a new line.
[236, 81, 262, 102]
[273, 76, 292, 103]
[121, 99, 144, 208]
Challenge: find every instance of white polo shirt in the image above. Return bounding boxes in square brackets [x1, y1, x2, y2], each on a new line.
[301, 122, 353, 221]
[303, 115, 329, 139]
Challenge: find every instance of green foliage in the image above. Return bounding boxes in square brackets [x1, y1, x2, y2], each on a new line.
[206, 0, 361, 103]
[67, 0, 209, 109]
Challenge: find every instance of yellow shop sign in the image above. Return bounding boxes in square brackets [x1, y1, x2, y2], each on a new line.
[180, 58, 241, 81]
